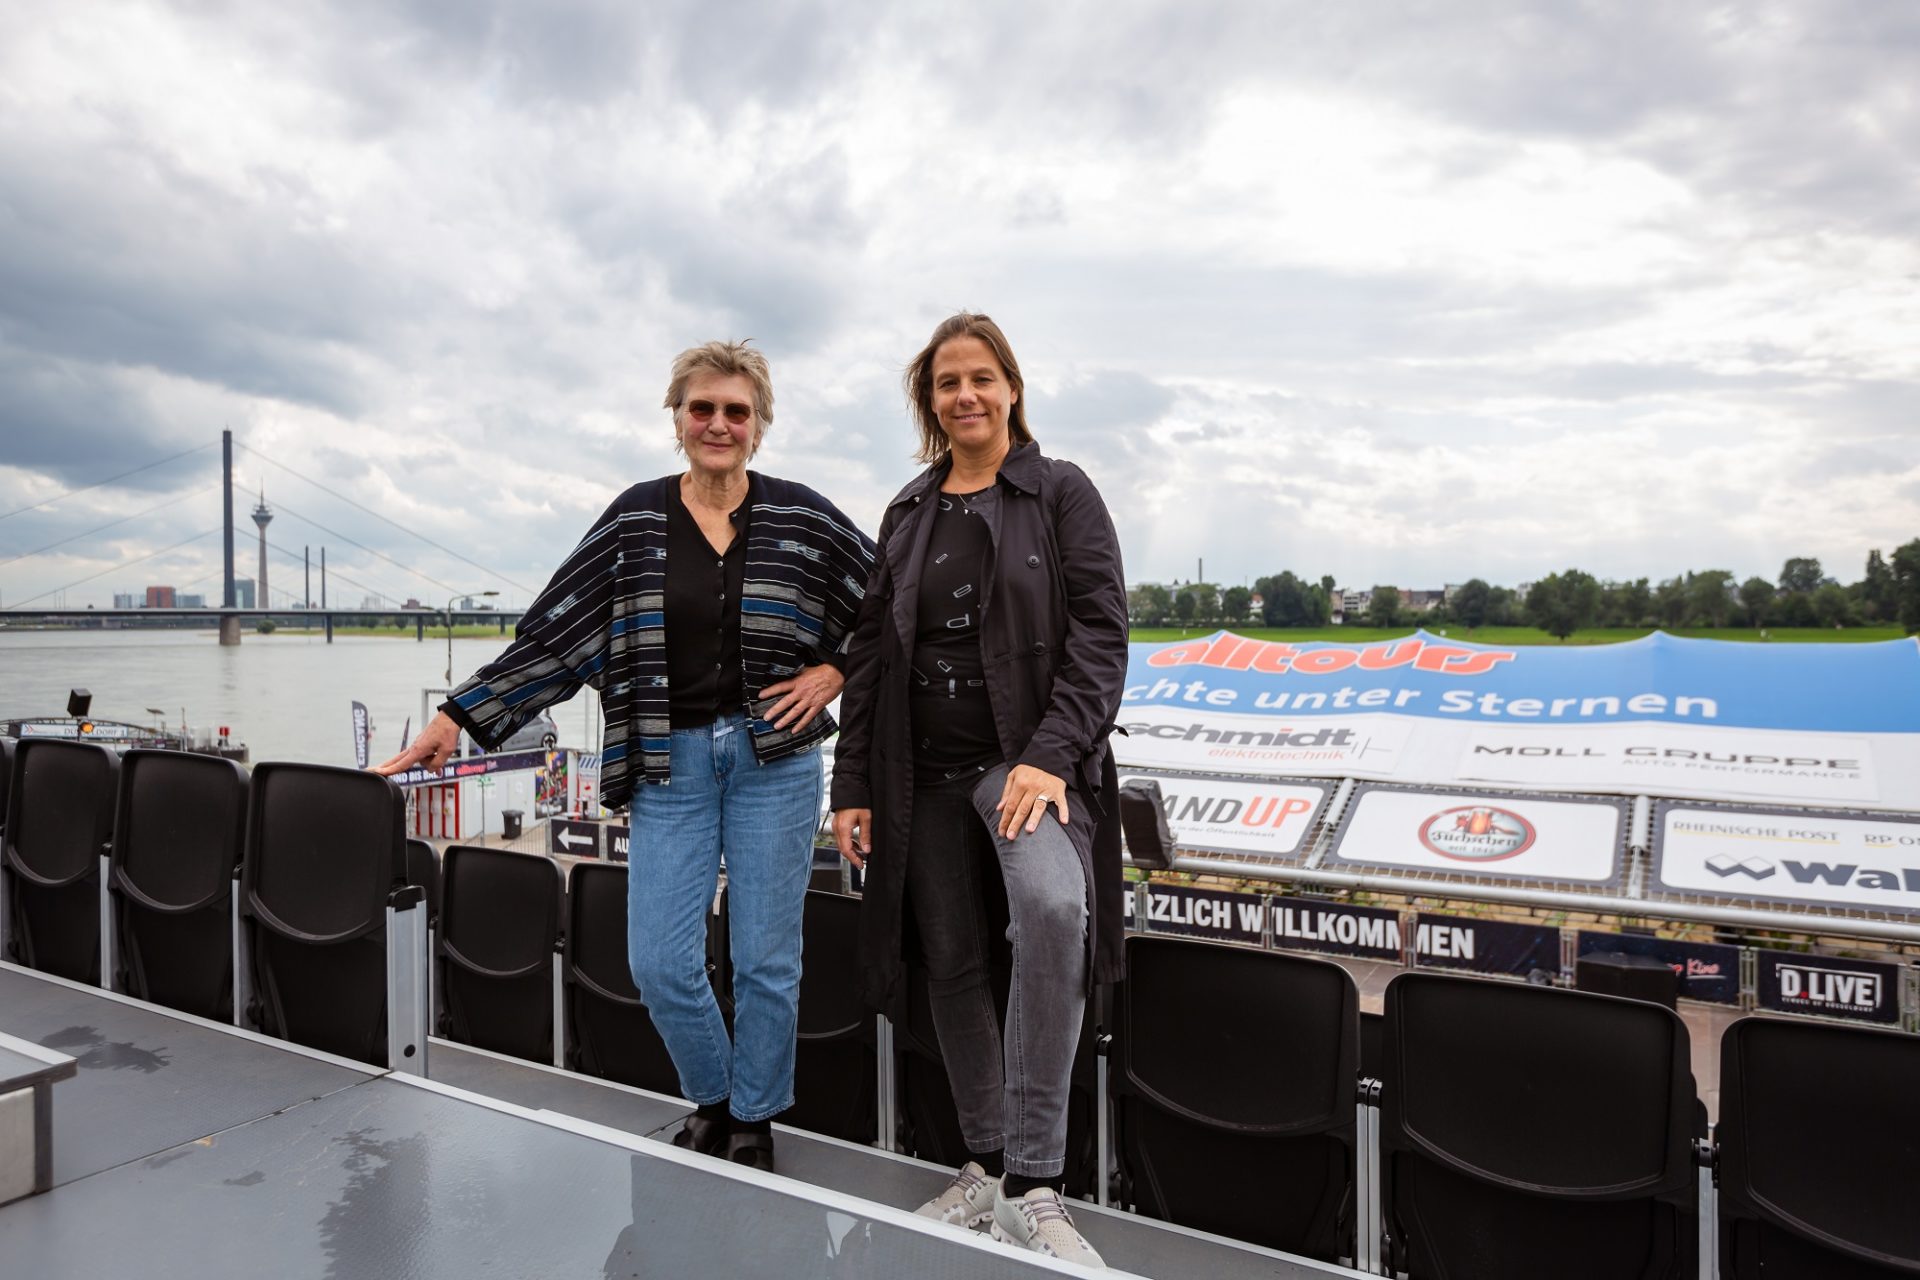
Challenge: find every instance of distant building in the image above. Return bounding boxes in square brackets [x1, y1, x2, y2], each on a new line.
[403, 597, 423, 609]
[360, 594, 383, 611]
[145, 585, 177, 609]
[177, 593, 205, 609]
[113, 592, 138, 609]
[233, 579, 256, 608]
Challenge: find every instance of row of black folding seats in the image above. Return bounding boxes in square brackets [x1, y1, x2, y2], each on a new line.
[1114, 933, 1920, 1278]
[1, 740, 420, 1068]
[434, 850, 881, 1146]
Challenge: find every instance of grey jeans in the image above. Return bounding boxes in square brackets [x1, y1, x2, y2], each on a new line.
[905, 764, 1090, 1178]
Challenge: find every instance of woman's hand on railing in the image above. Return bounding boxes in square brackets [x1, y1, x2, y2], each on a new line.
[372, 711, 462, 776]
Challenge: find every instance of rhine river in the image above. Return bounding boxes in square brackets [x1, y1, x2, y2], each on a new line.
[0, 629, 604, 767]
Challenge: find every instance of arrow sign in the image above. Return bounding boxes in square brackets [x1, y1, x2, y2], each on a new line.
[548, 818, 601, 858]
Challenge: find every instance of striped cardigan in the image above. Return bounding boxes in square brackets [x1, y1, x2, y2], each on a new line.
[445, 473, 875, 810]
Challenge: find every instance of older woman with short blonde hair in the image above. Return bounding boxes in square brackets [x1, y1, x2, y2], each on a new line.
[381, 340, 874, 1172]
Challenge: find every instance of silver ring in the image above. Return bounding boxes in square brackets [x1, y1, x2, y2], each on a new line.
[1034, 794, 1052, 807]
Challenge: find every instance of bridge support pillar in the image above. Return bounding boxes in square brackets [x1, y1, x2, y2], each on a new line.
[416, 616, 425, 642]
[218, 614, 242, 646]
[325, 614, 334, 644]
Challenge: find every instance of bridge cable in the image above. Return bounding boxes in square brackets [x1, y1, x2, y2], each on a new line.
[253, 491, 472, 601]
[0, 442, 214, 523]
[3, 528, 221, 609]
[236, 442, 537, 595]
[0, 484, 220, 570]
[258, 534, 409, 609]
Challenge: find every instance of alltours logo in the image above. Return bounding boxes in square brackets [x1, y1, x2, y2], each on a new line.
[1145, 634, 1516, 677]
[1420, 806, 1537, 862]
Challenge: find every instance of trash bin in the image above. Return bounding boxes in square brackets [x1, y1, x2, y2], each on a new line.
[501, 809, 524, 841]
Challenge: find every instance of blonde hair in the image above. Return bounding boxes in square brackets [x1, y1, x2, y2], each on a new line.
[903, 313, 1034, 465]
[663, 340, 774, 455]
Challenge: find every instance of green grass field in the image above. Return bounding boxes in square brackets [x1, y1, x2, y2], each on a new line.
[276, 622, 1911, 645]
[1126, 625, 1909, 645]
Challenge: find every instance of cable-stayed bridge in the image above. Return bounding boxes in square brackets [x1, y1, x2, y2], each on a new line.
[0, 430, 534, 644]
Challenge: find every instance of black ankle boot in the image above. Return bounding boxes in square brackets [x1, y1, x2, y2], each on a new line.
[724, 1128, 775, 1172]
[671, 1111, 729, 1156]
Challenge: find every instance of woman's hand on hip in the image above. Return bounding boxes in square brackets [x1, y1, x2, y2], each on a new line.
[759, 663, 844, 732]
[372, 710, 462, 776]
[997, 764, 1070, 839]
[832, 808, 871, 869]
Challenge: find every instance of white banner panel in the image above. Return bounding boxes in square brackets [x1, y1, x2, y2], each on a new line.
[1654, 803, 1920, 915]
[1327, 784, 1626, 885]
[1113, 707, 1414, 778]
[1117, 772, 1329, 860]
[1454, 724, 1878, 805]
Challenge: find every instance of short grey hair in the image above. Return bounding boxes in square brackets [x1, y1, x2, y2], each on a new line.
[663, 339, 774, 455]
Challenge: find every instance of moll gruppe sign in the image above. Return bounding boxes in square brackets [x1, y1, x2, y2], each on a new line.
[1115, 630, 1920, 811]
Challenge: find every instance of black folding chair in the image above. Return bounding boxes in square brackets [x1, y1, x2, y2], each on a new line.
[436, 845, 563, 1064]
[1718, 1017, 1920, 1277]
[1, 739, 119, 984]
[108, 750, 248, 1020]
[405, 838, 442, 929]
[0, 737, 12, 835]
[1380, 972, 1699, 1279]
[775, 890, 875, 1142]
[237, 763, 424, 1070]
[562, 860, 720, 1095]
[1112, 935, 1358, 1260]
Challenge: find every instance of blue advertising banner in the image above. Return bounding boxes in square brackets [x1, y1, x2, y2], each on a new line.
[1140, 883, 1266, 946]
[1576, 931, 1741, 1004]
[1114, 630, 1920, 809]
[1270, 899, 1404, 962]
[1412, 913, 1561, 977]
[1122, 630, 1920, 732]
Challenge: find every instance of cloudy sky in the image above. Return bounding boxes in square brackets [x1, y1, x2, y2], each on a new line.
[2, 0, 1916, 611]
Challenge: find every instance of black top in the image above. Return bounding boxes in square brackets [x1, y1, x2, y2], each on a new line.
[665, 478, 749, 728]
[910, 486, 1002, 782]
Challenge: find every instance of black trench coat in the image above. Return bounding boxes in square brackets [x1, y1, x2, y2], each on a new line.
[830, 442, 1130, 1018]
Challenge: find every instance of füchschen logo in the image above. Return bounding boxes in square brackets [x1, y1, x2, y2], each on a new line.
[1419, 806, 1537, 862]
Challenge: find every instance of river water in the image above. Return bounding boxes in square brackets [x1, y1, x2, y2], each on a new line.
[0, 629, 602, 767]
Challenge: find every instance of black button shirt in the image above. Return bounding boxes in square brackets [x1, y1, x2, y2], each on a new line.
[910, 486, 1003, 782]
[665, 479, 749, 729]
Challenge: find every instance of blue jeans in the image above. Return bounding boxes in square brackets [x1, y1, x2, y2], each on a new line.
[626, 713, 823, 1122]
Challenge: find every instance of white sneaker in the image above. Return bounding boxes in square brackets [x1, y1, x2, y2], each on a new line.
[914, 1161, 998, 1231]
[990, 1185, 1106, 1268]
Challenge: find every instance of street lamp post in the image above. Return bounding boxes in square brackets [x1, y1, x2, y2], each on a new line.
[446, 590, 501, 686]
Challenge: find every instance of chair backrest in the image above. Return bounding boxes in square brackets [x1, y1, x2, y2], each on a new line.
[405, 839, 442, 928]
[1380, 972, 1698, 1280]
[238, 762, 406, 1066]
[109, 749, 248, 1019]
[776, 890, 874, 1143]
[563, 860, 700, 1094]
[2, 739, 119, 982]
[1719, 1017, 1920, 1277]
[1113, 935, 1359, 1260]
[0, 737, 12, 834]
[437, 845, 562, 1063]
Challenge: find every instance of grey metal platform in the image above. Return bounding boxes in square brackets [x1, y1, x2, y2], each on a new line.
[428, 1038, 1359, 1279]
[0, 965, 1359, 1278]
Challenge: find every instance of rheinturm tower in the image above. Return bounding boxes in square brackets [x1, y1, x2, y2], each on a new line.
[251, 488, 273, 608]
